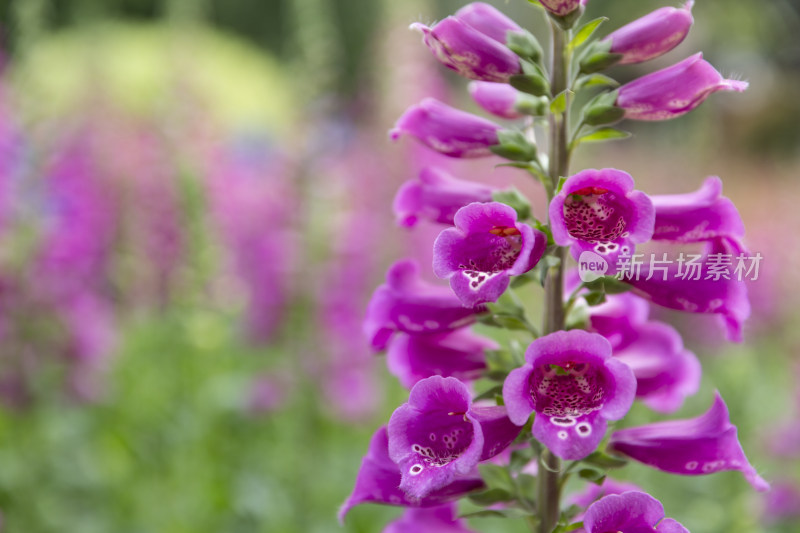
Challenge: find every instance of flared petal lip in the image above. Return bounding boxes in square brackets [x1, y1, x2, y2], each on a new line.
[524, 329, 613, 366]
[502, 364, 536, 426]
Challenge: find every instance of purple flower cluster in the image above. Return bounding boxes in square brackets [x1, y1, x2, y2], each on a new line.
[347, 2, 764, 530]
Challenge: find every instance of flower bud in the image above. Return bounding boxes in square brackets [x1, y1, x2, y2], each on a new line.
[411, 3, 522, 82]
[390, 98, 502, 158]
[468, 81, 523, 119]
[604, 1, 694, 65]
[540, 0, 587, 17]
[617, 53, 748, 121]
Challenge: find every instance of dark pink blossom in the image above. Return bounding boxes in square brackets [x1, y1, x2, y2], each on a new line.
[583, 491, 689, 533]
[393, 167, 496, 227]
[503, 330, 636, 460]
[468, 81, 524, 119]
[604, 2, 694, 65]
[388, 376, 520, 499]
[411, 3, 522, 82]
[390, 98, 502, 158]
[364, 260, 483, 351]
[387, 329, 497, 388]
[433, 202, 547, 306]
[383, 504, 477, 533]
[549, 168, 655, 269]
[339, 426, 484, 523]
[617, 53, 748, 121]
[609, 392, 769, 492]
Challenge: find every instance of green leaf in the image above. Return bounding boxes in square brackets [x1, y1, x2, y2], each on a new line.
[582, 451, 629, 469]
[576, 127, 631, 145]
[509, 449, 535, 472]
[583, 105, 625, 127]
[459, 508, 533, 520]
[580, 51, 623, 74]
[506, 30, 544, 63]
[555, 176, 568, 194]
[493, 188, 532, 220]
[554, 522, 585, 533]
[479, 463, 514, 491]
[578, 468, 607, 484]
[582, 276, 632, 295]
[583, 291, 606, 306]
[550, 90, 572, 115]
[493, 315, 531, 331]
[510, 73, 550, 97]
[468, 488, 515, 506]
[575, 73, 620, 91]
[490, 130, 538, 162]
[514, 93, 548, 116]
[568, 17, 607, 51]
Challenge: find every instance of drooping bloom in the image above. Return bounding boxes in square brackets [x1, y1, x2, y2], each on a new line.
[503, 330, 636, 460]
[468, 81, 524, 119]
[363, 260, 483, 351]
[411, 3, 522, 82]
[549, 168, 655, 268]
[604, 2, 694, 65]
[393, 167, 496, 227]
[540, 0, 586, 18]
[390, 98, 502, 158]
[622, 238, 750, 342]
[383, 504, 477, 533]
[651, 176, 745, 246]
[583, 491, 689, 533]
[433, 202, 547, 306]
[386, 329, 497, 388]
[388, 376, 521, 499]
[339, 426, 484, 522]
[609, 392, 770, 491]
[586, 293, 701, 413]
[617, 53, 748, 121]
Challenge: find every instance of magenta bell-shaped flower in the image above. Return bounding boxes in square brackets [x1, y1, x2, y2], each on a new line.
[549, 168, 655, 269]
[339, 426, 484, 523]
[390, 98, 502, 158]
[609, 392, 770, 492]
[583, 491, 690, 533]
[383, 504, 478, 533]
[503, 330, 636, 460]
[363, 259, 483, 351]
[388, 376, 521, 499]
[386, 329, 497, 389]
[617, 53, 748, 121]
[433, 202, 547, 307]
[604, 1, 694, 65]
[468, 81, 525, 119]
[411, 3, 522, 82]
[393, 166, 496, 227]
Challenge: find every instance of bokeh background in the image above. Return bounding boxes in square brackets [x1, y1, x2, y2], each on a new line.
[0, 0, 798, 532]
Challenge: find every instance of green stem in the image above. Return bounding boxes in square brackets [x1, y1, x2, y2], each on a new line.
[538, 17, 571, 533]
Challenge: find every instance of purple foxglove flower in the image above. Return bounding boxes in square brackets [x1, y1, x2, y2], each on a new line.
[410, 4, 522, 82]
[540, 0, 587, 17]
[433, 202, 547, 307]
[383, 504, 477, 533]
[652, 176, 745, 245]
[623, 238, 750, 342]
[583, 491, 689, 533]
[454, 2, 521, 44]
[549, 169, 655, 268]
[585, 293, 700, 413]
[339, 426, 484, 523]
[364, 260, 483, 351]
[393, 167, 496, 227]
[568, 477, 644, 509]
[390, 98, 502, 158]
[609, 392, 770, 492]
[613, 320, 701, 413]
[502, 330, 636, 460]
[604, 2, 694, 65]
[617, 53, 748, 121]
[386, 329, 498, 388]
[468, 81, 524, 119]
[388, 376, 521, 499]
